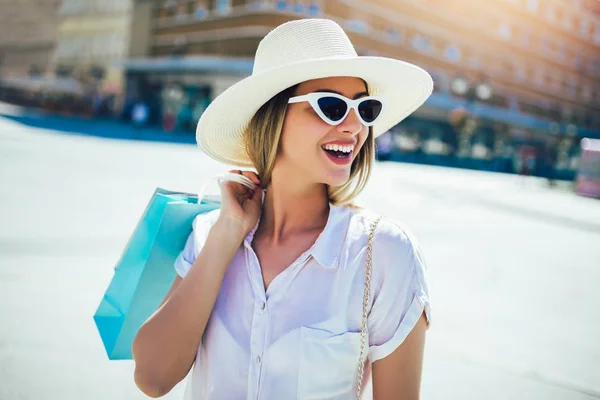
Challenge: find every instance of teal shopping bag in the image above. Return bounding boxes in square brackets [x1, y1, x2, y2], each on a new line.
[94, 188, 220, 360]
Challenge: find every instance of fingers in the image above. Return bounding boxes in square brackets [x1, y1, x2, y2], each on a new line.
[246, 171, 261, 186]
[228, 169, 261, 187]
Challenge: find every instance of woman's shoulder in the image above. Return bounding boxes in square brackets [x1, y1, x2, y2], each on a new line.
[192, 208, 221, 231]
[345, 206, 417, 248]
[345, 207, 428, 289]
[191, 209, 222, 247]
[340, 206, 424, 271]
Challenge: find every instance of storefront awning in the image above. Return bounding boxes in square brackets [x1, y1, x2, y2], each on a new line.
[1, 76, 83, 95]
[426, 92, 600, 139]
[122, 56, 254, 75]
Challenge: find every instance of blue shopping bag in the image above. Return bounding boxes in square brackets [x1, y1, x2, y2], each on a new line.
[94, 188, 220, 360]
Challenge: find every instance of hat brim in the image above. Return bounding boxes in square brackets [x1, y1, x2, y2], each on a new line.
[196, 56, 433, 167]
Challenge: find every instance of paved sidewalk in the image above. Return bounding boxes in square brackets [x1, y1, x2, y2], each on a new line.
[0, 102, 196, 145]
[373, 162, 600, 234]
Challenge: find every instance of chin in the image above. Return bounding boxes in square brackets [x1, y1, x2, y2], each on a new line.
[322, 170, 351, 187]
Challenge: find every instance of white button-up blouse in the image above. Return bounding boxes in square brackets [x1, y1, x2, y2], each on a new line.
[174, 203, 432, 400]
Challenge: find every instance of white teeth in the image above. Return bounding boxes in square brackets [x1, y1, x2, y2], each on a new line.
[322, 144, 353, 153]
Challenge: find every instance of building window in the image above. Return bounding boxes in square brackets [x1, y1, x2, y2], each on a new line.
[292, 1, 304, 13]
[194, 1, 208, 18]
[275, 0, 287, 10]
[411, 34, 431, 52]
[307, 2, 320, 16]
[444, 45, 461, 62]
[526, 0, 538, 12]
[346, 19, 370, 34]
[384, 28, 402, 43]
[498, 24, 511, 40]
[215, 0, 231, 13]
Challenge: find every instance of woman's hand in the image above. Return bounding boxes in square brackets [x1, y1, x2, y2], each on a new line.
[216, 170, 262, 238]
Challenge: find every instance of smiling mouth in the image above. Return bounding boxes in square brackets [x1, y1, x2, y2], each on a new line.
[321, 144, 353, 159]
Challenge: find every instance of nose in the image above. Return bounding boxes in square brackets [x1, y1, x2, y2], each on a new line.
[336, 108, 363, 136]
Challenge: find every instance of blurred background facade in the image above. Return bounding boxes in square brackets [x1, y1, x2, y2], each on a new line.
[1, 0, 600, 187]
[54, 0, 133, 108]
[0, 0, 62, 77]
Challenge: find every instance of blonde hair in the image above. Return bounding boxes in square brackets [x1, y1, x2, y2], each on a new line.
[244, 84, 375, 206]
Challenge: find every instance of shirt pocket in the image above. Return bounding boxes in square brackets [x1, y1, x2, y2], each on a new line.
[298, 326, 361, 400]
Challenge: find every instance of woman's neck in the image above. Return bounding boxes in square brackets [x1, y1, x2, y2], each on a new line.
[257, 175, 330, 244]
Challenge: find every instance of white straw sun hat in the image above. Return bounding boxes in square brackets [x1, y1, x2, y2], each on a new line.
[196, 18, 433, 167]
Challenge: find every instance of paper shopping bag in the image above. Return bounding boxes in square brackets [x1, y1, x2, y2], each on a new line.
[94, 188, 220, 360]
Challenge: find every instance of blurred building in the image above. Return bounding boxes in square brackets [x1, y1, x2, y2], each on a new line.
[125, 0, 600, 178]
[0, 0, 62, 78]
[54, 0, 134, 99]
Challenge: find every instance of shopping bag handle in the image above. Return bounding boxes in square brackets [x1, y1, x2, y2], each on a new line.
[197, 171, 258, 203]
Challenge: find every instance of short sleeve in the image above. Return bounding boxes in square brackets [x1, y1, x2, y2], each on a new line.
[367, 219, 432, 363]
[173, 209, 220, 278]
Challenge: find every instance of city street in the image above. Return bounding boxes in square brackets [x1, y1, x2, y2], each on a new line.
[1, 112, 599, 400]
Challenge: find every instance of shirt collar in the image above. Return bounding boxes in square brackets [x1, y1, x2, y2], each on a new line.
[308, 204, 349, 269]
[244, 194, 350, 270]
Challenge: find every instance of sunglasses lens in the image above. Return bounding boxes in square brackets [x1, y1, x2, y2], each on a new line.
[317, 96, 348, 122]
[358, 99, 383, 123]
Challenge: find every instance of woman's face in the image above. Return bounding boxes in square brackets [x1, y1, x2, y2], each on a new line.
[278, 77, 369, 188]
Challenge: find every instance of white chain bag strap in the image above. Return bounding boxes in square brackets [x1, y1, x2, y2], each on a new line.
[356, 216, 382, 400]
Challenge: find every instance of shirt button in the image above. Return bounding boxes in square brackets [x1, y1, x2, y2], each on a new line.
[261, 302, 266, 311]
[256, 356, 261, 364]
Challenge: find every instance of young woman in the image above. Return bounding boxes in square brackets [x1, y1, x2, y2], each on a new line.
[132, 18, 433, 400]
